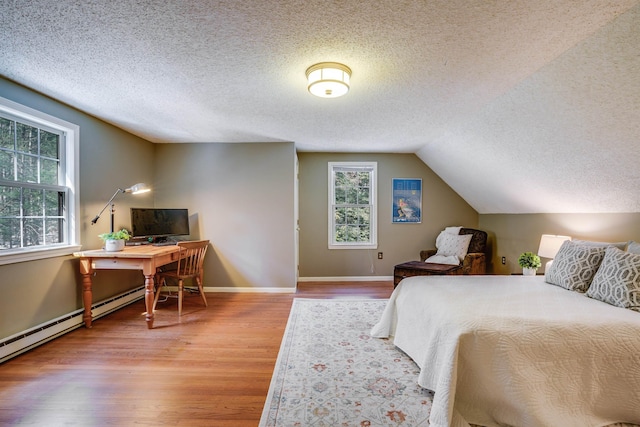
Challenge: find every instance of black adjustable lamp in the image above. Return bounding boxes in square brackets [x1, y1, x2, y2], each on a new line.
[91, 183, 151, 233]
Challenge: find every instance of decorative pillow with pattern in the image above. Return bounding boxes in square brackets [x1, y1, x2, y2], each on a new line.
[544, 240, 607, 293]
[586, 247, 640, 312]
[435, 233, 472, 262]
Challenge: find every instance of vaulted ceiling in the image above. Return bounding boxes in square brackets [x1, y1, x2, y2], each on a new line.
[2, 1, 639, 213]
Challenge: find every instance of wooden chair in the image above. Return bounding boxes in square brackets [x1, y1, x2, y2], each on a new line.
[153, 240, 209, 316]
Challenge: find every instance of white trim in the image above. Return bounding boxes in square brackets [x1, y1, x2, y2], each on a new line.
[0, 96, 80, 264]
[328, 162, 378, 250]
[297, 276, 393, 282]
[0, 245, 82, 266]
[0, 286, 143, 363]
[203, 286, 296, 293]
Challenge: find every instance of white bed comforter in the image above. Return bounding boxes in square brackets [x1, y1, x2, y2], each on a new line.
[370, 275, 640, 427]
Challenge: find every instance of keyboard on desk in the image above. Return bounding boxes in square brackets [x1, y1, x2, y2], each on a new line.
[152, 241, 177, 246]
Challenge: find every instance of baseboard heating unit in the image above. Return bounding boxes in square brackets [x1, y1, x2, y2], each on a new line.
[0, 286, 145, 364]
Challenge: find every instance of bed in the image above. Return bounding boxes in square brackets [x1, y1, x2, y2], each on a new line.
[371, 273, 640, 427]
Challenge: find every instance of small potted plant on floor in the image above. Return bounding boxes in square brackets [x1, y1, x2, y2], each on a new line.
[99, 228, 131, 252]
[518, 251, 541, 276]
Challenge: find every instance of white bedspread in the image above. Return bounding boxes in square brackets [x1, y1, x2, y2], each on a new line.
[371, 275, 640, 427]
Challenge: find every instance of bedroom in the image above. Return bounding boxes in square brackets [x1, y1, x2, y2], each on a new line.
[1, 0, 639, 424]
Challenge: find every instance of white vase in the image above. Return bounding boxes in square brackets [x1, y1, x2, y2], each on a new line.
[522, 267, 537, 276]
[105, 239, 125, 252]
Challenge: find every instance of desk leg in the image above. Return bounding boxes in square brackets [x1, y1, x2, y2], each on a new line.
[81, 273, 93, 328]
[144, 274, 155, 329]
[79, 259, 93, 328]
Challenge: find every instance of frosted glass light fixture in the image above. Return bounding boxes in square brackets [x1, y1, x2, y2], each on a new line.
[306, 62, 351, 98]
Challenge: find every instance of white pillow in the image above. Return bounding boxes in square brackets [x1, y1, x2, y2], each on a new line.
[435, 232, 472, 262]
[435, 226, 463, 248]
[571, 239, 627, 250]
[627, 241, 640, 255]
[425, 254, 460, 265]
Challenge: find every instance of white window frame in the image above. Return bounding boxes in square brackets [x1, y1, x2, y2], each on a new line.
[0, 96, 80, 265]
[328, 161, 377, 250]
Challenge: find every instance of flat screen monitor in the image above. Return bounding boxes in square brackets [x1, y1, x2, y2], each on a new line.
[130, 208, 190, 240]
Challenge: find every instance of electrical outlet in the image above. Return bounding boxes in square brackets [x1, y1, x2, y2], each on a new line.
[501, 256, 506, 265]
[378, 252, 383, 259]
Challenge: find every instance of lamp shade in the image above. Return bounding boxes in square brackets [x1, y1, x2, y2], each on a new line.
[306, 62, 351, 98]
[538, 234, 572, 259]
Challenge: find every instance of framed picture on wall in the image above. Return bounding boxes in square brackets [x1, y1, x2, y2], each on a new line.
[392, 178, 422, 223]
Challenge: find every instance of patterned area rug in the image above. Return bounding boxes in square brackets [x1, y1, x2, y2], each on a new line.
[259, 298, 433, 427]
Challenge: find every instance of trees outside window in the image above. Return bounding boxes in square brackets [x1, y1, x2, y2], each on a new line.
[0, 97, 79, 264]
[328, 162, 377, 249]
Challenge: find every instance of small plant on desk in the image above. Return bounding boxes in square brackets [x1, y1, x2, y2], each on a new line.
[99, 228, 130, 252]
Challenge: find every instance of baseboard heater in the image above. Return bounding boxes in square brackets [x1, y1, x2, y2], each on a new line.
[0, 286, 145, 364]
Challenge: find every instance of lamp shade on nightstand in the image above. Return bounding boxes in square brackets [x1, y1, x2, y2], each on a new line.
[538, 234, 572, 259]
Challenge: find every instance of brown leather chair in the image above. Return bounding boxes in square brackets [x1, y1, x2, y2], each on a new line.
[153, 240, 209, 316]
[420, 228, 487, 275]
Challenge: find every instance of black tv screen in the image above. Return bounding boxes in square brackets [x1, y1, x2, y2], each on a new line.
[130, 208, 190, 238]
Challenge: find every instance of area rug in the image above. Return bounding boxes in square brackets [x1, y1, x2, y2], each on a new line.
[259, 298, 433, 427]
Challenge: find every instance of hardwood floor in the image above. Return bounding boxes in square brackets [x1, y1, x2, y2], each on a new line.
[0, 281, 393, 427]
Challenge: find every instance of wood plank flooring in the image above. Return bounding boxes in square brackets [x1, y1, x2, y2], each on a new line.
[0, 281, 393, 427]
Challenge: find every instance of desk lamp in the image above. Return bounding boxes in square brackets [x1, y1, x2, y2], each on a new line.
[91, 183, 150, 233]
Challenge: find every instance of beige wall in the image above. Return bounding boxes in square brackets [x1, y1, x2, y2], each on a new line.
[298, 153, 479, 278]
[0, 77, 155, 338]
[480, 213, 640, 275]
[3, 74, 638, 344]
[153, 142, 297, 290]
[0, 77, 297, 342]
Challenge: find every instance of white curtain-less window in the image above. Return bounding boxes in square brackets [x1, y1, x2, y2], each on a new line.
[328, 162, 377, 249]
[0, 96, 80, 264]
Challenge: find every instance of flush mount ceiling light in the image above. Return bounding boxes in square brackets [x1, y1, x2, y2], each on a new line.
[306, 62, 351, 98]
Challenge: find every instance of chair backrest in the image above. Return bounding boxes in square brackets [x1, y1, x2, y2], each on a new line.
[174, 240, 209, 277]
[460, 228, 487, 254]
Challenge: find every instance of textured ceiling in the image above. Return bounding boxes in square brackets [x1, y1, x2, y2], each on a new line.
[1, 1, 639, 213]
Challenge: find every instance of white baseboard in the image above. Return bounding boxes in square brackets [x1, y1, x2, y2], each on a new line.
[298, 276, 393, 282]
[203, 286, 296, 293]
[0, 286, 144, 364]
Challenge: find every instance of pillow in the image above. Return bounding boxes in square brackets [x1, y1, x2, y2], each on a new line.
[571, 239, 627, 250]
[586, 247, 640, 312]
[435, 232, 472, 262]
[425, 254, 460, 265]
[544, 240, 607, 292]
[435, 226, 463, 248]
[627, 241, 640, 255]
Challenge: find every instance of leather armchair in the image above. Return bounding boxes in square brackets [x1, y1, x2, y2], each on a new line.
[420, 228, 488, 275]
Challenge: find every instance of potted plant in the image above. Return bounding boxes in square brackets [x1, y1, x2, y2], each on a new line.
[518, 251, 541, 276]
[99, 228, 131, 252]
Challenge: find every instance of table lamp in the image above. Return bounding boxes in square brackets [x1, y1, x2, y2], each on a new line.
[538, 234, 572, 270]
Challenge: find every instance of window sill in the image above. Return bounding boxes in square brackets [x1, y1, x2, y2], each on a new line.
[329, 244, 378, 250]
[0, 245, 83, 266]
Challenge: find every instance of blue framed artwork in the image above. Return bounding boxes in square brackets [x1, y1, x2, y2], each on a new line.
[392, 178, 422, 223]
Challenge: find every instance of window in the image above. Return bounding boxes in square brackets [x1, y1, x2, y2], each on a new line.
[0, 96, 80, 264]
[328, 162, 377, 249]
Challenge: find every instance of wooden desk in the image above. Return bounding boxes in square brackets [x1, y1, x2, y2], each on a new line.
[74, 245, 184, 329]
